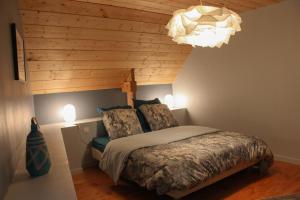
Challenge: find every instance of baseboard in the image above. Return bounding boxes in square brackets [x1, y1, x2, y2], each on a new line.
[70, 168, 83, 175]
[69, 159, 98, 175]
[274, 154, 300, 165]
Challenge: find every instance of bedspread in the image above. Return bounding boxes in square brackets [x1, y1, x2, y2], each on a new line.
[122, 131, 273, 195]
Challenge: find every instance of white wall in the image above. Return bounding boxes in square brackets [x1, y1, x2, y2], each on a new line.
[173, 0, 300, 164]
[0, 0, 34, 198]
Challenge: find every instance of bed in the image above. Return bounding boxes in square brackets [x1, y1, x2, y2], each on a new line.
[91, 125, 273, 199]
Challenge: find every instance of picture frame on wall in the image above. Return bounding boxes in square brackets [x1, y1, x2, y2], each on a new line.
[11, 23, 26, 82]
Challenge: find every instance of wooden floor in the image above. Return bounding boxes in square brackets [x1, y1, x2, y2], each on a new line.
[73, 161, 300, 200]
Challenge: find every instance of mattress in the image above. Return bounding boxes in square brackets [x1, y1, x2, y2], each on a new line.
[92, 135, 110, 152]
[91, 147, 103, 161]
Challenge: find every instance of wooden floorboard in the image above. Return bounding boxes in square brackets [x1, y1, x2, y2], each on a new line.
[72, 161, 300, 200]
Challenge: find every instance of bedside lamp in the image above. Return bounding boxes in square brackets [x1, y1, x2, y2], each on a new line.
[63, 104, 76, 124]
[164, 94, 175, 109]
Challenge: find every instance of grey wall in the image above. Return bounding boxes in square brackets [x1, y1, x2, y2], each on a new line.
[34, 84, 172, 125]
[136, 84, 173, 102]
[0, 0, 34, 198]
[34, 89, 127, 125]
[173, 0, 300, 164]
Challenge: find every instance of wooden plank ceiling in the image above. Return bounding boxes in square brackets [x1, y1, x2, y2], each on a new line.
[19, 0, 282, 94]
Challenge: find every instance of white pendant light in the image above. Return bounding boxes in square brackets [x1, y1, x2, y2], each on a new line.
[166, 2, 242, 48]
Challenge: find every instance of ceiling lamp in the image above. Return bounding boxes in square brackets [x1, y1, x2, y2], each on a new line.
[166, 2, 242, 48]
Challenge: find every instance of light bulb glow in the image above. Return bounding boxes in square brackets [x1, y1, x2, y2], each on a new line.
[63, 104, 76, 124]
[166, 5, 242, 48]
[164, 94, 175, 109]
[175, 95, 187, 108]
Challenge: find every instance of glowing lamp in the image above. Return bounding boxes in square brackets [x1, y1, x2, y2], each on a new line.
[166, 4, 242, 48]
[63, 104, 76, 124]
[175, 95, 187, 108]
[164, 94, 175, 109]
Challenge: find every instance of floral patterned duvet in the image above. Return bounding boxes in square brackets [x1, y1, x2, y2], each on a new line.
[122, 131, 273, 195]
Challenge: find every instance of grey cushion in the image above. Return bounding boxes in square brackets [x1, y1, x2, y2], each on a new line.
[103, 109, 143, 140]
[139, 104, 179, 131]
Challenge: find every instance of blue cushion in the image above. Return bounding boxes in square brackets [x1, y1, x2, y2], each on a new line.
[92, 136, 110, 152]
[133, 98, 161, 132]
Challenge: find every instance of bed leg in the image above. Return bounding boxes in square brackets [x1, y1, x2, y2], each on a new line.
[258, 160, 269, 174]
[168, 194, 182, 200]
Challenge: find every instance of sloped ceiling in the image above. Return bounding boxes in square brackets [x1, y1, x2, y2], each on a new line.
[19, 0, 282, 94]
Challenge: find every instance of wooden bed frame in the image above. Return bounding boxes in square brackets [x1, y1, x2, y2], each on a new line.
[91, 147, 268, 199]
[167, 159, 267, 199]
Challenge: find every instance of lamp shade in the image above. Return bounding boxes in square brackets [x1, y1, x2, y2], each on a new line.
[166, 6, 242, 48]
[175, 95, 187, 108]
[63, 104, 76, 124]
[164, 94, 175, 109]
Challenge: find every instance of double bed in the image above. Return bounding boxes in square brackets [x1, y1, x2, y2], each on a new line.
[91, 125, 273, 199]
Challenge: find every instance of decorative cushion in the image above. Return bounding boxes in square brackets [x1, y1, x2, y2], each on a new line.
[103, 109, 143, 140]
[139, 104, 179, 131]
[133, 98, 161, 132]
[96, 105, 132, 116]
[96, 105, 132, 136]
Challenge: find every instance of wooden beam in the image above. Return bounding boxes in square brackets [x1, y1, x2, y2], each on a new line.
[23, 25, 175, 45]
[24, 38, 191, 53]
[32, 83, 120, 94]
[31, 78, 123, 90]
[26, 50, 189, 61]
[20, 10, 167, 34]
[19, 0, 170, 25]
[122, 69, 136, 107]
[27, 60, 184, 71]
[29, 69, 130, 81]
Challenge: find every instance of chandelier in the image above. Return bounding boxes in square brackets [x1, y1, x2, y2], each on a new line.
[166, 3, 242, 48]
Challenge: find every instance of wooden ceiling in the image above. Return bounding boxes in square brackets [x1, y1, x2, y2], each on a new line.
[19, 0, 282, 94]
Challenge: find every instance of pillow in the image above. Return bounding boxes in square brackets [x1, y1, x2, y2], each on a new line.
[133, 98, 161, 109]
[139, 104, 179, 131]
[102, 109, 143, 140]
[133, 98, 161, 132]
[96, 105, 132, 115]
[96, 120, 109, 137]
[96, 105, 132, 136]
[92, 135, 110, 152]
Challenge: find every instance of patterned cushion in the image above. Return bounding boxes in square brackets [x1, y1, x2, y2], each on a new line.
[103, 109, 143, 140]
[133, 98, 161, 132]
[139, 104, 179, 131]
[96, 105, 132, 136]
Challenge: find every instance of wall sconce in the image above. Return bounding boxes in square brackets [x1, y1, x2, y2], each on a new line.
[63, 104, 76, 124]
[164, 94, 175, 109]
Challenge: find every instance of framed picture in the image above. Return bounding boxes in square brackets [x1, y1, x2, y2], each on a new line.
[11, 23, 26, 82]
